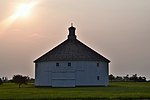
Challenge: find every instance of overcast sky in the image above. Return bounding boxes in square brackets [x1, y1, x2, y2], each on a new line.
[0, 0, 150, 79]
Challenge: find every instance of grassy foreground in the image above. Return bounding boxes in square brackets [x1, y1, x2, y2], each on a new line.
[0, 82, 150, 100]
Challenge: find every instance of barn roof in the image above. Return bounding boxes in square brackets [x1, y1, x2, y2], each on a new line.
[34, 25, 110, 63]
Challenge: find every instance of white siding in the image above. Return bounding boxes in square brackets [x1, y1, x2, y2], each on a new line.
[52, 79, 75, 87]
[52, 72, 75, 87]
[35, 62, 52, 86]
[35, 61, 109, 87]
[76, 61, 109, 86]
[99, 62, 109, 86]
[52, 72, 75, 79]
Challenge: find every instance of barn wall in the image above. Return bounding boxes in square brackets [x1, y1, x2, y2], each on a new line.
[35, 61, 76, 87]
[99, 62, 109, 86]
[75, 61, 109, 86]
[35, 62, 52, 86]
[35, 61, 109, 87]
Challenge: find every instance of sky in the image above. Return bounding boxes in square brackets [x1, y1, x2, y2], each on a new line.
[0, 0, 150, 80]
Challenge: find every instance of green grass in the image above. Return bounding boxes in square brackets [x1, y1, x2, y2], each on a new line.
[0, 82, 150, 99]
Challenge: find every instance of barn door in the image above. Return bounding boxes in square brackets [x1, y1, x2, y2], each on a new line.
[52, 72, 75, 87]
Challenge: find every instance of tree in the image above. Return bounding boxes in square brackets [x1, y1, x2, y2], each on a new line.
[0, 78, 3, 85]
[138, 76, 146, 82]
[116, 76, 123, 81]
[123, 74, 129, 82]
[12, 75, 29, 88]
[130, 74, 138, 82]
[2, 77, 8, 83]
[109, 74, 115, 82]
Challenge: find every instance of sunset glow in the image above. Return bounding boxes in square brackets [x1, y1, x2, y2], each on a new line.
[0, 1, 38, 33]
[14, 2, 37, 18]
[15, 4, 32, 17]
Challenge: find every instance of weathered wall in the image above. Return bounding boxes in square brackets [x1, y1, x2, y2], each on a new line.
[35, 61, 109, 87]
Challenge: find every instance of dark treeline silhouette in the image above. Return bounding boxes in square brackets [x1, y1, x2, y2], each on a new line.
[0, 75, 34, 88]
[109, 74, 147, 82]
[0, 77, 8, 85]
[0, 75, 35, 88]
[0, 78, 3, 85]
[0, 75, 34, 83]
[13, 75, 30, 88]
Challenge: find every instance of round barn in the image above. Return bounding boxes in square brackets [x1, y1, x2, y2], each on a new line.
[34, 25, 110, 87]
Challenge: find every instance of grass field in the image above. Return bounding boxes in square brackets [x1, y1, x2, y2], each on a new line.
[0, 82, 150, 100]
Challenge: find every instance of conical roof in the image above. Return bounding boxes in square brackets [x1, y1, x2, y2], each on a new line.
[34, 25, 110, 63]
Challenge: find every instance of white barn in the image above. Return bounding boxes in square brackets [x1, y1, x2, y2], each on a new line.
[34, 25, 110, 87]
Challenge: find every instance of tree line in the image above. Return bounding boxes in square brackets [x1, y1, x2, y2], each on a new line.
[109, 74, 147, 82]
[0, 75, 34, 88]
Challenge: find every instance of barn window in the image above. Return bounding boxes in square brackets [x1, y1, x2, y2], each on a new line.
[97, 76, 100, 80]
[68, 62, 71, 66]
[97, 63, 99, 67]
[56, 63, 59, 67]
